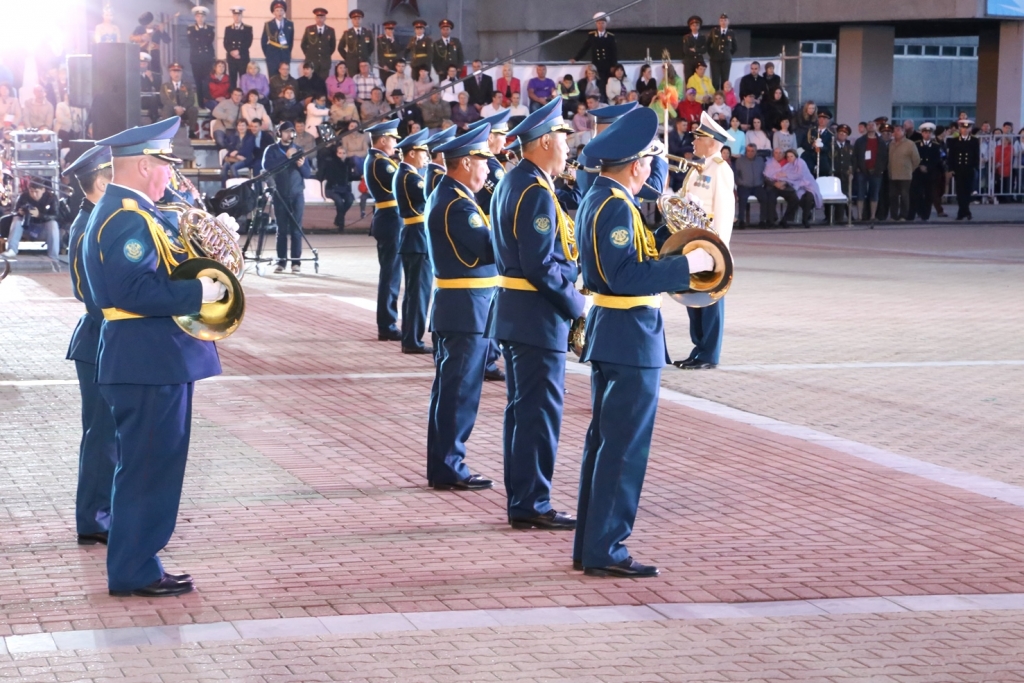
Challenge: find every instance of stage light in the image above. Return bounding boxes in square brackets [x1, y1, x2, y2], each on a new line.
[10, 0, 87, 56]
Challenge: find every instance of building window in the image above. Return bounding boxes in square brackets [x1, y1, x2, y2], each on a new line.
[894, 45, 906, 55]
[959, 46, 976, 57]
[906, 45, 923, 55]
[801, 42, 814, 54]
[924, 45, 940, 56]
[815, 43, 834, 54]
[941, 46, 958, 56]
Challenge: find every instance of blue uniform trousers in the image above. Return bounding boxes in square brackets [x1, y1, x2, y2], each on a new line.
[372, 210, 402, 333]
[74, 360, 117, 536]
[427, 333, 488, 484]
[686, 298, 725, 365]
[573, 361, 661, 567]
[501, 342, 565, 519]
[264, 48, 290, 82]
[273, 189, 305, 267]
[98, 383, 193, 591]
[485, 339, 501, 374]
[400, 253, 431, 351]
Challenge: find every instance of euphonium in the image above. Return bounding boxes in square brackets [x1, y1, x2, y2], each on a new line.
[160, 201, 246, 341]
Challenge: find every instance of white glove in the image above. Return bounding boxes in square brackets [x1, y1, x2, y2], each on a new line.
[684, 192, 705, 209]
[685, 247, 714, 274]
[582, 294, 594, 317]
[814, 138, 823, 149]
[199, 276, 228, 303]
[216, 213, 241, 239]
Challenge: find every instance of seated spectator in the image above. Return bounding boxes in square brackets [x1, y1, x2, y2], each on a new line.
[54, 93, 79, 147]
[559, 74, 580, 118]
[341, 120, 368, 177]
[676, 87, 703, 124]
[212, 88, 244, 146]
[571, 102, 592, 147]
[246, 118, 273, 173]
[720, 146, 733, 166]
[496, 62, 521, 107]
[762, 87, 791, 133]
[390, 89, 423, 136]
[0, 83, 22, 129]
[659, 62, 684, 104]
[241, 89, 271, 130]
[746, 117, 771, 155]
[507, 91, 529, 118]
[326, 62, 357, 102]
[272, 85, 304, 125]
[3, 180, 60, 260]
[220, 119, 253, 183]
[635, 64, 656, 97]
[480, 91, 506, 119]
[358, 87, 390, 123]
[329, 92, 359, 125]
[412, 66, 437, 100]
[305, 93, 330, 136]
[707, 91, 731, 125]
[450, 90, 480, 132]
[733, 92, 761, 131]
[439, 65, 464, 104]
[420, 89, 451, 132]
[385, 60, 416, 106]
[318, 144, 354, 231]
[159, 64, 198, 133]
[605, 63, 629, 104]
[686, 61, 714, 104]
[527, 64, 556, 113]
[293, 119, 317, 168]
[764, 148, 821, 227]
[721, 79, 738, 108]
[646, 87, 677, 128]
[773, 117, 796, 153]
[24, 86, 55, 129]
[239, 61, 270, 104]
[577, 64, 603, 105]
[584, 94, 604, 113]
[297, 61, 327, 104]
[734, 144, 769, 227]
[725, 115, 746, 157]
[206, 60, 231, 109]
[269, 62, 298, 100]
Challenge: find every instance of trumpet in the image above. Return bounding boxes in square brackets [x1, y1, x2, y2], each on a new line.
[558, 160, 581, 184]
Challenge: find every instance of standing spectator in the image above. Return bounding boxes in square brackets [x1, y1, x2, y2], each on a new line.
[745, 118, 771, 155]
[206, 61, 231, 109]
[261, 0, 294, 78]
[480, 91, 506, 119]
[681, 15, 708, 82]
[385, 60, 416, 106]
[903, 119, 922, 142]
[450, 90, 480, 132]
[269, 61, 298, 99]
[262, 120, 312, 273]
[377, 20, 401, 85]
[707, 91, 731, 124]
[2, 180, 60, 260]
[187, 7, 216, 104]
[706, 14, 737, 92]
[853, 119, 889, 221]
[792, 100, 818, 146]
[802, 110, 834, 177]
[676, 88, 703, 124]
[464, 59, 494, 111]
[353, 60, 384, 105]
[763, 62, 781, 95]
[328, 92, 359, 125]
[241, 90, 271, 130]
[239, 62, 270, 104]
[526, 65, 556, 112]
[327, 63, 357, 101]
[635, 64, 656, 96]
[131, 12, 170, 82]
[212, 88, 244, 145]
[305, 93, 330, 135]
[733, 92, 761, 131]
[220, 119, 253, 183]
[296, 61, 327, 103]
[604, 64, 629, 103]
[272, 85, 303, 125]
[911, 122, 943, 220]
[300, 8, 336, 80]
[946, 119, 979, 220]
[762, 87, 791, 133]
[0, 82, 22, 128]
[223, 7, 253, 89]
[439, 65, 465, 103]
[687, 61, 715, 103]
[159, 64, 198, 133]
[577, 64, 604, 105]
[877, 121, 894, 218]
[405, 19, 432, 77]
[571, 11, 617, 83]
[773, 117, 796, 153]
[721, 79, 738, 108]
[507, 91, 530, 118]
[496, 63, 521, 107]
[319, 145, 354, 231]
[339, 9, 374, 79]
[831, 123, 855, 223]
[725, 116, 746, 157]
[432, 19, 465, 77]
[738, 61, 768, 102]
[734, 144, 769, 227]
[978, 121, 993, 197]
[54, 93, 80, 147]
[420, 89, 451, 131]
[24, 85, 55, 129]
[887, 124, 920, 220]
[359, 87, 389, 123]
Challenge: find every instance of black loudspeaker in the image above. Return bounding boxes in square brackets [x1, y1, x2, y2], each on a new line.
[66, 55, 92, 108]
[91, 43, 141, 139]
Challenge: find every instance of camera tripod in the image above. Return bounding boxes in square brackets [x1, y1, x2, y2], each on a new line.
[240, 181, 319, 276]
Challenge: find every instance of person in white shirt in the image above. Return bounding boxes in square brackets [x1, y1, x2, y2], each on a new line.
[479, 91, 506, 119]
[507, 91, 529, 118]
[305, 93, 329, 137]
[384, 59, 416, 106]
[438, 65, 464, 104]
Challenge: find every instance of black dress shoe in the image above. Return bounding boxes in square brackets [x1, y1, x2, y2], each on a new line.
[165, 572, 193, 583]
[510, 509, 576, 530]
[572, 559, 583, 571]
[672, 358, 698, 369]
[430, 474, 494, 491]
[584, 557, 660, 578]
[484, 367, 505, 382]
[77, 532, 108, 546]
[377, 330, 402, 341]
[680, 359, 717, 370]
[109, 574, 194, 597]
[401, 345, 433, 355]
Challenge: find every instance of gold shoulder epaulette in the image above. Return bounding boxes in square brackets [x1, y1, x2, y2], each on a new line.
[609, 187, 629, 201]
[712, 157, 725, 164]
[122, 198, 139, 210]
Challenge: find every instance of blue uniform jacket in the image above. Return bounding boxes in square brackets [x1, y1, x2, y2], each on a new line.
[474, 157, 505, 217]
[81, 184, 221, 385]
[364, 148, 399, 204]
[394, 162, 427, 254]
[262, 142, 311, 194]
[486, 158, 585, 352]
[426, 175, 497, 335]
[577, 151, 668, 202]
[66, 199, 102, 364]
[426, 163, 446, 196]
[261, 19, 294, 53]
[577, 176, 692, 368]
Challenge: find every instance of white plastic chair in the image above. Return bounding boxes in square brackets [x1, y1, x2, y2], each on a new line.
[816, 176, 849, 225]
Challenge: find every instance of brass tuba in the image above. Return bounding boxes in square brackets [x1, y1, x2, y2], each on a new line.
[657, 157, 733, 308]
[160, 200, 246, 341]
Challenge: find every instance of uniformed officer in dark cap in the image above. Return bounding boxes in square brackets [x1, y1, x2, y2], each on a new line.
[377, 20, 401, 85]
[575, 101, 667, 200]
[187, 7, 216, 104]
[571, 12, 617, 84]
[63, 144, 117, 547]
[487, 98, 583, 530]
[339, 9, 374, 81]
[364, 120, 404, 341]
[425, 123, 499, 492]
[707, 14, 737, 92]
[574, 106, 714, 578]
[82, 117, 227, 597]
[261, 0, 294, 78]
[406, 20, 433, 77]
[223, 7, 254, 89]
[131, 12, 171, 82]
[425, 126, 457, 196]
[681, 15, 708, 83]
[831, 123, 854, 223]
[911, 122, 944, 221]
[159, 63, 199, 133]
[876, 120, 894, 218]
[301, 8, 336, 80]
[801, 108, 834, 177]
[946, 119, 979, 220]
[263, 120, 312, 273]
[433, 19, 464, 77]
[393, 128, 433, 354]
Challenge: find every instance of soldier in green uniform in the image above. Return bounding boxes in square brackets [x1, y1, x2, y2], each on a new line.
[377, 20, 401, 85]
[300, 8, 336, 80]
[831, 123, 854, 223]
[406, 19, 433, 78]
[432, 19, 464, 78]
[339, 9, 374, 80]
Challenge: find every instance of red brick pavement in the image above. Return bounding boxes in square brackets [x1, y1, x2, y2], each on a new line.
[3, 275, 1024, 637]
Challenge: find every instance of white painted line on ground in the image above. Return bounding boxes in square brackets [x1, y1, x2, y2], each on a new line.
[0, 372, 435, 388]
[720, 360, 1024, 372]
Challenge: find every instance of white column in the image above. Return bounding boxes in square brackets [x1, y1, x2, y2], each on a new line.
[834, 25, 894, 127]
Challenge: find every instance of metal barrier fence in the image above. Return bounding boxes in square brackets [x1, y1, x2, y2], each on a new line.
[975, 133, 1024, 202]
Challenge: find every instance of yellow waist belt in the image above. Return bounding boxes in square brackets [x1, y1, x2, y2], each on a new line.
[375, 200, 398, 209]
[102, 307, 145, 321]
[435, 276, 499, 289]
[591, 293, 662, 309]
[403, 215, 425, 224]
[497, 276, 538, 292]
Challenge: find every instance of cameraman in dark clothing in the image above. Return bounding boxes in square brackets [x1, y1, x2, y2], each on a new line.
[3, 180, 61, 260]
[319, 144, 354, 231]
